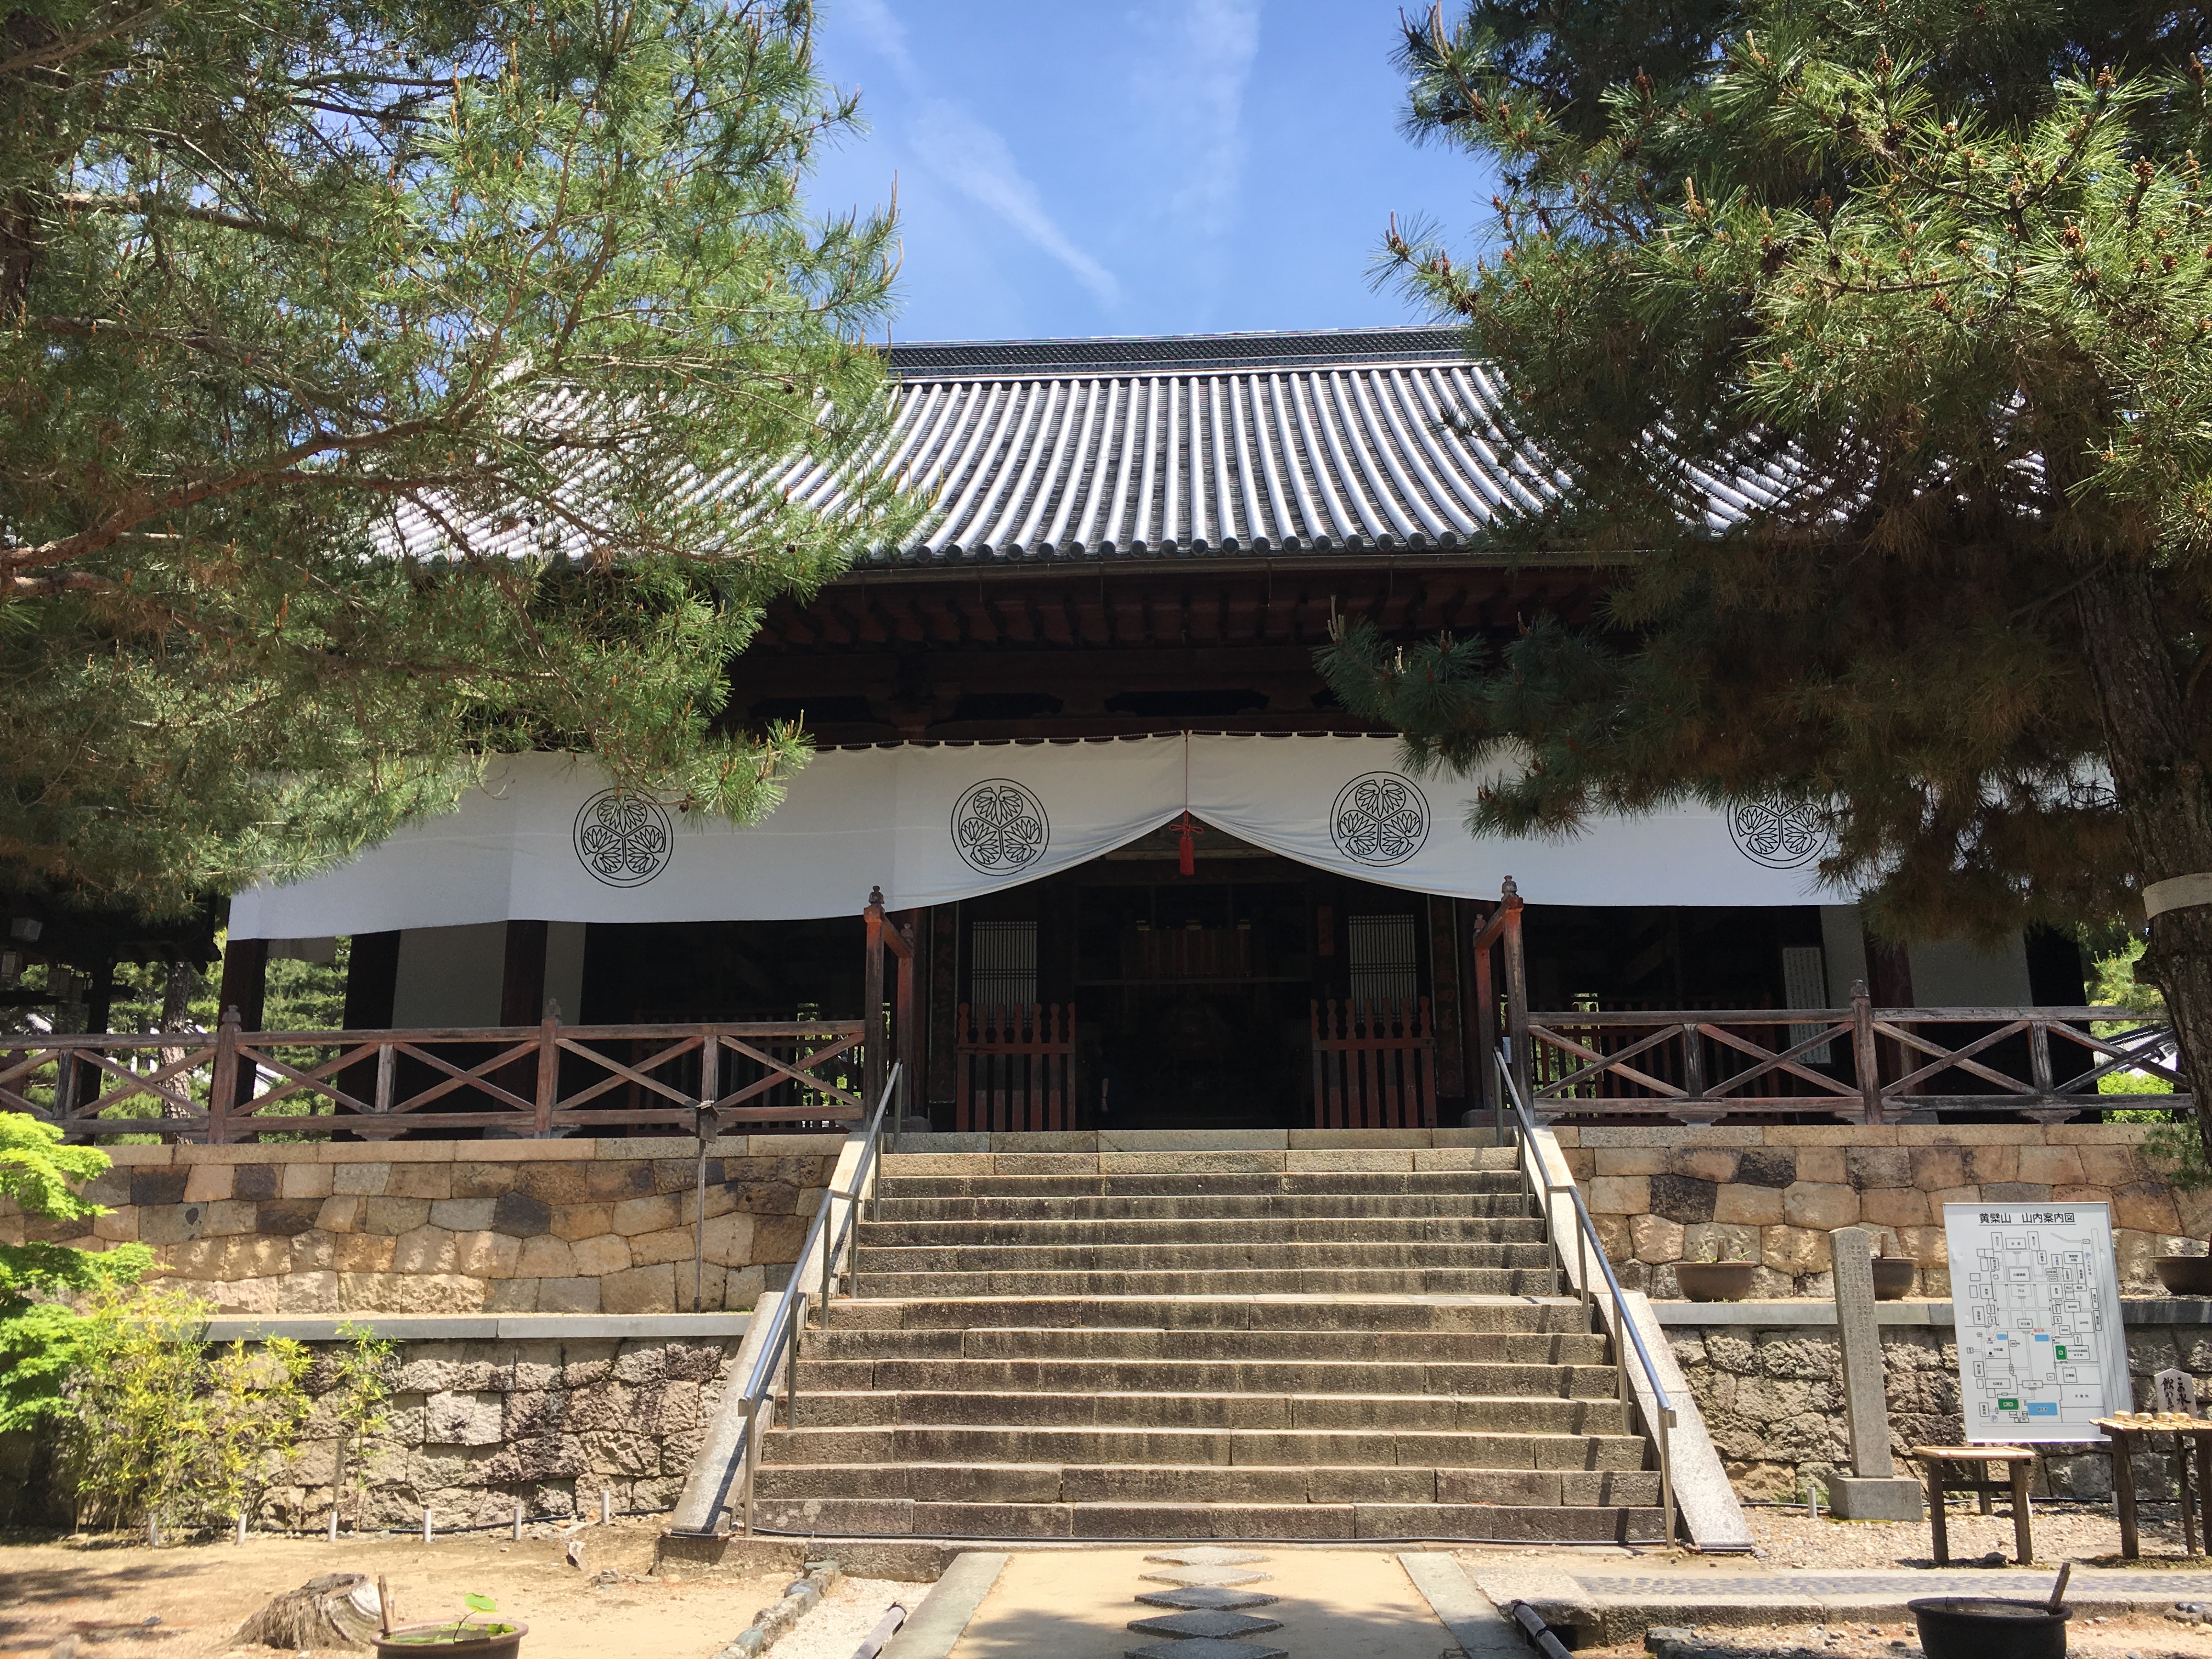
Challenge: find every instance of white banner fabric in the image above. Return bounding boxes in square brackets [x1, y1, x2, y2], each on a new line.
[227, 735, 1837, 937]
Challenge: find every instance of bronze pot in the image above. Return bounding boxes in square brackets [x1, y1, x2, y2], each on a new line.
[1673, 1261, 1758, 1302]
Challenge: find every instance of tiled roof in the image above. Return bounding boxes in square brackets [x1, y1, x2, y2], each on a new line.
[770, 325, 1571, 565]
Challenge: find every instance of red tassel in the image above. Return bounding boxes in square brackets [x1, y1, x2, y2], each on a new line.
[1175, 811, 1201, 876]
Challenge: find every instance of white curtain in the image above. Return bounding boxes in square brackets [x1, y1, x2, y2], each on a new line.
[227, 735, 1837, 937]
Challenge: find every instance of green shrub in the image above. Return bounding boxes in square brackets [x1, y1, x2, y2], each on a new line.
[0, 1113, 151, 1431]
[60, 1282, 309, 1537]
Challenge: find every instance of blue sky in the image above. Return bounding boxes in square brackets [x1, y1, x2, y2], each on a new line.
[804, 1, 1493, 345]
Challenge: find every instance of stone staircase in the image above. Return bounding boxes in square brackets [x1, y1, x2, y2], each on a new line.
[749, 1139, 1667, 1542]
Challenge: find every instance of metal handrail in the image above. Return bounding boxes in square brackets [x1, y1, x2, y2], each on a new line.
[1494, 1046, 1678, 1545]
[719, 1060, 904, 1535]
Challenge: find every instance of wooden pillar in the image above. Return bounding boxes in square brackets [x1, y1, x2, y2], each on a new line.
[500, 921, 550, 1028]
[1867, 938, 1915, 1086]
[217, 936, 268, 1116]
[927, 905, 958, 1122]
[344, 932, 402, 1029]
[1428, 896, 1465, 1116]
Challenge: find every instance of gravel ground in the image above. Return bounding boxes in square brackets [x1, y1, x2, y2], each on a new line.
[768, 1575, 926, 1659]
[1740, 1500, 2203, 1569]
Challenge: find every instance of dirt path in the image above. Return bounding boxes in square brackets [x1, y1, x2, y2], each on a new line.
[0, 1522, 783, 1659]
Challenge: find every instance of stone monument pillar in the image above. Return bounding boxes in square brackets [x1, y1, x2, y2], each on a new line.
[1827, 1226, 1925, 1520]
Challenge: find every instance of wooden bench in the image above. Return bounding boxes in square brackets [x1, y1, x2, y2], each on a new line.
[1910, 1444, 2037, 1565]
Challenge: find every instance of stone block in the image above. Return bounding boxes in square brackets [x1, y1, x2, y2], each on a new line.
[570, 1234, 631, 1277]
[539, 1277, 601, 1313]
[551, 1203, 614, 1242]
[1784, 1181, 1859, 1229]
[1846, 1148, 1912, 1189]
[1859, 1187, 1933, 1228]
[332, 1161, 391, 1195]
[1962, 1144, 2019, 1184]
[1764, 1224, 1832, 1274]
[626, 1226, 696, 1268]
[428, 1198, 496, 1232]
[517, 1164, 593, 1206]
[256, 1199, 324, 1238]
[2079, 1144, 2142, 1187]
[492, 1190, 554, 1237]
[1630, 1214, 1685, 1265]
[335, 1233, 397, 1273]
[275, 1270, 340, 1313]
[391, 1226, 458, 1275]
[587, 1161, 657, 1201]
[1793, 1147, 1846, 1185]
[517, 1234, 577, 1278]
[183, 1164, 234, 1203]
[1649, 1175, 1718, 1224]
[1714, 1184, 1785, 1226]
[362, 1197, 431, 1235]
[288, 1229, 336, 1272]
[92, 1208, 139, 1243]
[232, 1164, 280, 1201]
[280, 1163, 335, 1200]
[448, 1161, 522, 1199]
[130, 1169, 189, 1207]
[1979, 1182, 2052, 1203]
[2116, 1182, 2183, 1235]
[1829, 1476, 1923, 1520]
[701, 1211, 755, 1266]
[386, 1164, 453, 1201]
[1733, 1148, 1798, 1189]
[425, 1391, 505, 1446]
[1908, 1148, 1965, 1191]
[612, 1194, 681, 1237]
[2018, 1145, 2086, 1187]
[599, 1263, 675, 1314]
[1671, 1149, 1739, 1183]
[316, 1195, 363, 1233]
[211, 1277, 280, 1313]
[1588, 1176, 1649, 1215]
[451, 1230, 522, 1278]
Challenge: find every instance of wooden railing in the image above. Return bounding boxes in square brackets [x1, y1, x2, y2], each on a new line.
[2, 1015, 868, 1142]
[1311, 997, 1437, 1130]
[955, 1002, 1075, 1132]
[1521, 997, 2183, 1125]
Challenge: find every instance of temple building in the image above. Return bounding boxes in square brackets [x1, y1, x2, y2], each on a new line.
[224, 326, 2086, 1131]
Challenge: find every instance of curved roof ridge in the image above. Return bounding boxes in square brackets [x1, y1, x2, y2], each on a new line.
[887, 324, 1467, 377]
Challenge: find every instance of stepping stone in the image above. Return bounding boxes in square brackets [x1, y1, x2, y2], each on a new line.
[1129, 1610, 1285, 1640]
[1145, 1548, 1271, 1566]
[1127, 1641, 1288, 1659]
[1139, 1568, 1271, 1588]
[1136, 1587, 1280, 1612]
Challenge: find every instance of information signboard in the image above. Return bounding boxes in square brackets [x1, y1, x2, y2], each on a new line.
[1943, 1201, 2131, 1443]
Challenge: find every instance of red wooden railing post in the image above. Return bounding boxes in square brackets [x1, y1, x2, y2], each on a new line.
[863, 887, 887, 1113]
[1499, 877, 1531, 1109]
[894, 909, 919, 1122]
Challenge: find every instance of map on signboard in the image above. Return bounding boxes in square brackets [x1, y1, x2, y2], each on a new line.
[1943, 1201, 2131, 1443]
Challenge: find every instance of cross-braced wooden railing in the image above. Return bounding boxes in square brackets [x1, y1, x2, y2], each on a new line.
[1, 1013, 868, 1142]
[1311, 997, 1437, 1130]
[955, 1002, 1075, 1132]
[1522, 993, 2183, 1124]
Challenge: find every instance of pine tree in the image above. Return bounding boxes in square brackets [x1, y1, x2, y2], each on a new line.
[1323, 2, 2212, 1142]
[1, 0, 915, 911]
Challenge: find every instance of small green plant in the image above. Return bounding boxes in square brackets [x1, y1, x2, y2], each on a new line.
[0, 1113, 152, 1431]
[385, 1594, 517, 1645]
[327, 1321, 395, 1528]
[60, 1280, 310, 1537]
[1695, 1237, 1756, 1264]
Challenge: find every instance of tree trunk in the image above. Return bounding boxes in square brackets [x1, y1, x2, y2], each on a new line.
[158, 959, 197, 1119]
[2074, 554, 2212, 1157]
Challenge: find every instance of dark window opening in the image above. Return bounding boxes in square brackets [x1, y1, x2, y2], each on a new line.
[1103, 688, 1268, 718]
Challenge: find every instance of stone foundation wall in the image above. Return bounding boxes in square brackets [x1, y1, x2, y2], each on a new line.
[1554, 1124, 2202, 1299]
[0, 1330, 742, 1531]
[0, 1137, 840, 1314]
[1669, 1314, 2212, 1502]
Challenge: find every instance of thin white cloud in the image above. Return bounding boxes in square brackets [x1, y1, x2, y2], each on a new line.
[1138, 0, 1263, 240]
[911, 101, 1121, 306]
[839, 0, 1120, 308]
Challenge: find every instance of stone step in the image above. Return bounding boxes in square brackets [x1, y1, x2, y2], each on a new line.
[881, 1149, 1517, 1176]
[759, 1423, 1651, 1470]
[853, 1241, 1556, 1272]
[877, 1171, 1522, 1200]
[873, 1193, 1539, 1222]
[819, 1295, 1596, 1334]
[857, 1216, 1549, 1248]
[852, 1267, 1562, 1297]
[791, 1357, 1618, 1400]
[741, 1494, 1663, 1542]
[751, 1462, 1661, 1508]
[801, 1325, 1612, 1364]
[781, 1387, 1626, 1434]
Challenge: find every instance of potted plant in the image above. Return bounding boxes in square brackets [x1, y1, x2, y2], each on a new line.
[373, 1593, 526, 1659]
[2154, 1244, 2212, 1296]
[1871, 1242, 1917, 1300]
[1674, 1242, 1759, 1302]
